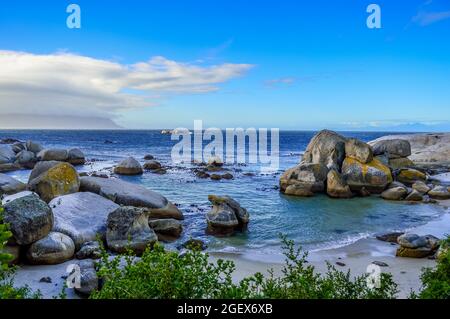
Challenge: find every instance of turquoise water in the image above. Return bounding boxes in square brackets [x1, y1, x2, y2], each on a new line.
[2, 130, 446, 254]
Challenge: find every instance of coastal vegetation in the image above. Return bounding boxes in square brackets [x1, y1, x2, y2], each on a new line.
[91, 236, 399, 299]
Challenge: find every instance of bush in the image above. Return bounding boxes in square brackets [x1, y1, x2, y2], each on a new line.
[91, 235, 398, 299]
[414, 235, 450, 299]
[0, 206, 40, 299]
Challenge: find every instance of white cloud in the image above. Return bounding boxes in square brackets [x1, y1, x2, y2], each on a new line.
[0, 51, 252, 119]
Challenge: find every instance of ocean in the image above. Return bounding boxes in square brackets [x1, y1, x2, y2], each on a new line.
[1, 130, 445, 259]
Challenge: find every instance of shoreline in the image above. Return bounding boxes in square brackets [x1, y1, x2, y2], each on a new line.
[210, 200, 450, 299]
[13, 203, 449, 299]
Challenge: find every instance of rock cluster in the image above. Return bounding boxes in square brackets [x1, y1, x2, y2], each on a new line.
[280, 130, 393, 197]
[0, 139, 86, 172]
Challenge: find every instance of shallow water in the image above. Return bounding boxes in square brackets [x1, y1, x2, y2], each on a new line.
[2, 130, 447, 254]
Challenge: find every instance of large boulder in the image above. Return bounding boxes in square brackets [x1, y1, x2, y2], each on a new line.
[106, 206, 158, 254]
[113, 157, 143, 175]
[206, 195, 249, 235]
[301, 130, 347, 170]
[28, 162, 80, 202]
[370, 139, 412, 159]
[0, 145, 15, 164]
[341, 157, 393, 193]
[428, 186, 450, 200]
[381, 187, 407, 201]
[280, 163, 328, 197]
[80, 176, 183, 220]
[345, 139, 373, 164]
[37, 149, 69, 162]
[0, 174, 26, 195]
[326, 169, 353, 198]
[26, 232, 75, 265]
[3, 192, 53, 245]
[369, 133, 450, 164]
[15, 150, 36, 169]
[26, 141, 43, 154]
[49, 192, 120, 250]
[148, 219, 183, 242]
[67, 148, 86, 165]
[395, 168, 427, 186]
[396, 234, 440, 258]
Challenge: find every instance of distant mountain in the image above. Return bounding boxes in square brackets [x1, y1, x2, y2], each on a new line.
[0, 114, 122, 129]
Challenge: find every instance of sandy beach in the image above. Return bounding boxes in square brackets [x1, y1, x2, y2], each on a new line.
[211, 202, 450, 299]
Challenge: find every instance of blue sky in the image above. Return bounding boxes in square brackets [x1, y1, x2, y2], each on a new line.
[0, 0, 449, 131]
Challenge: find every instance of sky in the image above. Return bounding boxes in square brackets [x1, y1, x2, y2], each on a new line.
[0, 0, 449, 131]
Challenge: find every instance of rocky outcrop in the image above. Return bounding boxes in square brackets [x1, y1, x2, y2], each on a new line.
[49, 192, 120, 250]
[3, 192, 53, 245]
[326, 169, 353, 198]
[206, 195, 249, 235]
[26, 232, 75, 265]
[301, 130, 347, 170]
[0, 174, 26, 195]
[28, 162, 80, 202]
[113, 157, 143, 175]
[149, 219, 183, 242]
[280, 163, 328, 196]
[106, 206, 158, 254]
[341, 157, 393, 193]
[345, 138, 373, 164]
[281, 130, 394, 197]
[369, 133, 450, 164]
[80, 177, 183, 220]
[396, 234, 440, 258]
[370, 139, 412, 159]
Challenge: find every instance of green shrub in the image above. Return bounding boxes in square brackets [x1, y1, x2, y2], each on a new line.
[414, 235, 450, 299]
[91, 235, 398, 299]
[0, 206, 40, 299]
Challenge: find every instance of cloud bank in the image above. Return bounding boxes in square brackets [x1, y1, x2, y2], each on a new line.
[0, 51, 253, 124]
